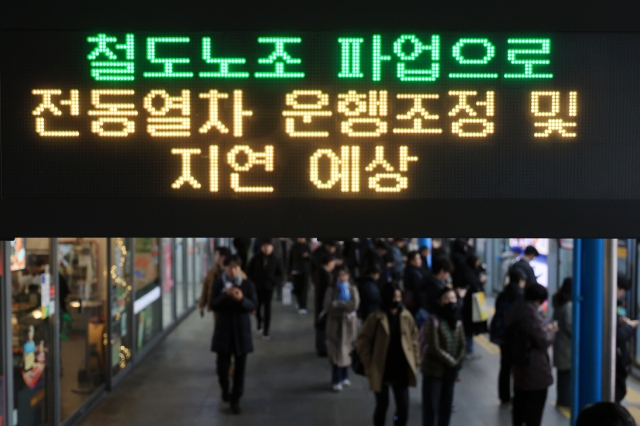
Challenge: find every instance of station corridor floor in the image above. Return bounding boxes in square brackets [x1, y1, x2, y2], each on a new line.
[80, 299, 578, 426]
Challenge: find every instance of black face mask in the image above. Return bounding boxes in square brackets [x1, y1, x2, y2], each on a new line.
[444, 302, 456, 312]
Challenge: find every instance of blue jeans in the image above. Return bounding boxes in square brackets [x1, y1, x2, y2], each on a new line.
[332, 363, 348, 385]
[465, 335, 474, 354]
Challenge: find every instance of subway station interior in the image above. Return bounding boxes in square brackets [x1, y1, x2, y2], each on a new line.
[0, 238, 637, 426]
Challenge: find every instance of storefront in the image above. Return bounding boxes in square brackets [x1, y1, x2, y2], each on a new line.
[0, 237, 213, 426]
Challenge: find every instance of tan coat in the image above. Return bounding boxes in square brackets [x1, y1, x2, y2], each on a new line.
[323, 285, 360, 367]
[356, 309, 420, 393]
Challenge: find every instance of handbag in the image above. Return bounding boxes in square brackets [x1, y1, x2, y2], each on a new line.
[350, 349, 366, 376]
[472, 291, 489, 323]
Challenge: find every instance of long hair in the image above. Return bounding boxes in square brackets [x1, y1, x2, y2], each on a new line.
[552, 277, 572, 308]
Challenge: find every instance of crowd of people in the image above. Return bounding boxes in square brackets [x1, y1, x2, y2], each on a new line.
[197, 237, 637, 426]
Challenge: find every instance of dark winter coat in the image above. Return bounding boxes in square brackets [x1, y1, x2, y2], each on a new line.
[289, 242, 311, 275]
[460, 268, 487, 336]
[209, 278, 258, 355]
[314, 267, 332, 325]
[356, 275, 381, 320]
[247, 252, 284, 293]
[617, 314, 634, 383]
[509, 259, 537, 285]
[490, 282, 524, 345]
[507, 300, 555, 391]
[403, 265, 427, 314]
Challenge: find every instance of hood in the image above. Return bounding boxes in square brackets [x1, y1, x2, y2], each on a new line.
[507, 299, 537, 326]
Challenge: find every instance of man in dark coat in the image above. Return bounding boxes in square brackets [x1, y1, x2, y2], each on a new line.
[509, 245, 539, 285]
[289, 238, 311, 313]
[247, 239, 283, 340]
[506, 283, 556, 426]
[356, 265, 381, 321]
[403, 250, 427, 316]
[313, 251, 336, 357]
[210, 255, 258, 414]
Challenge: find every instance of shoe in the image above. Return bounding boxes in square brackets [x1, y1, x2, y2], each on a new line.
[257, 327, 263, 334]
[221, 389, 230, 402]
[341, 379, 351, 387]
[298, 309, 308, 315]
[500, 400, 511, 408]
[262, 334, 271, 341]
[332, 384, 343, 392]
[230, 402, 241, 414]
[465, 353, 482, 361]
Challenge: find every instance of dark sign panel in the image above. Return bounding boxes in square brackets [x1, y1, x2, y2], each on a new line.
[3, 32, 639, 200]
[2, 27, 640, 235]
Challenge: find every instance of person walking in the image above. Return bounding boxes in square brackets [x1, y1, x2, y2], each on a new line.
[489, 268, 526, 405]
[552, 277, 572, 409]
[314, 251, 336, 357]
[356, 265, 382, 322]
[421, 287, 466, 426]
[210, 255, 258, 414]
[289, 238, 311, 314]
[357, 282, 420, 426]
[506, 283, 556, 426]
[246, 239, 283, 340]
[324, 266, 360, 392]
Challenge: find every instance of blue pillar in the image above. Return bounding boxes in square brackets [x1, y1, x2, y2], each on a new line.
[571, 239, 604, 425]
[418, 238, 432, 268]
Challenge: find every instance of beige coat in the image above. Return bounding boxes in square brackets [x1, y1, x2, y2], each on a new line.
[323, 285, 360, 367]
[356, 309, 420, 393]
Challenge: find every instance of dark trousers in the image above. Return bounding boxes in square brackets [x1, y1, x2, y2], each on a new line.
[512, 388, 547, 426]
[556, 370, 571, 408]
[331, 363, 348, 385]
[292, 273, 308, 310]
[615, 373, 627, 403]
[256, 286, 274, 335]
[374, 382, 409, 426]
[216, 352, 247, 403]
[499, 344, 512, 403]
[422, 370, 456, 426]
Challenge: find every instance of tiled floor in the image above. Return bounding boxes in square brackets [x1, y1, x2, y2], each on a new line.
[80, 299, 571, 426]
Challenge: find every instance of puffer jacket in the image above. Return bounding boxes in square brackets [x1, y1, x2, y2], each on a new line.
[421, 316, 466, 378]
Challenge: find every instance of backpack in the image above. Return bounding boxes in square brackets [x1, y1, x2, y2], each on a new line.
[504, 323, 532, 366]
[489, 294, 512, 345]
[418, 316, 439, 362]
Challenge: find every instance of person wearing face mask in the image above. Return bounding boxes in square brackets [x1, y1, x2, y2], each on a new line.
[210, 255, 258, 415]
[421, 287, 466, 426]
[357, 282, 420, 426]
[324, 266, 360, 392]
[506, 283, 556, 426]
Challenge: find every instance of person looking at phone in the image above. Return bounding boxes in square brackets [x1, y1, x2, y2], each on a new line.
[615, 274, 639, 403]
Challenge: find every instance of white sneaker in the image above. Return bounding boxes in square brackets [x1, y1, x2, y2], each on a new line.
[257, 328, 263, 334]
[341, 379, 351, 387]
[262, 334, 271, 341]
[332, 384, 343, 392]
[298, 309, 308, 315]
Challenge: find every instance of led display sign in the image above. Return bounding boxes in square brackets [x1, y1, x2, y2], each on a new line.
[2, 32, 639, 199]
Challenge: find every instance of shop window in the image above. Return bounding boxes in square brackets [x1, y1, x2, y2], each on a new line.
[58, 238, 108, 422]
[11, 238, 54, 426]
[133, 238, 161, 351]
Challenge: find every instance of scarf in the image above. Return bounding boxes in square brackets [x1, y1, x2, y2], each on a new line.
[222, 271, 242, 287]
[336, 281, 351, 301]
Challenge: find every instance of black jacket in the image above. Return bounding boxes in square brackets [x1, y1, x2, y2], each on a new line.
[356, 275, 381, 320]
[210, 278, 258, 355]
[490, 283, 524, 345]
[289, 242, 311, 275]
[509, 259, 537, 285]
[247, 253, 284, 291]
[461, 267, 487, 336]
[617, 314, 634, 381]
[314, 267, 332, 321]
[403, 265, 427, 314]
